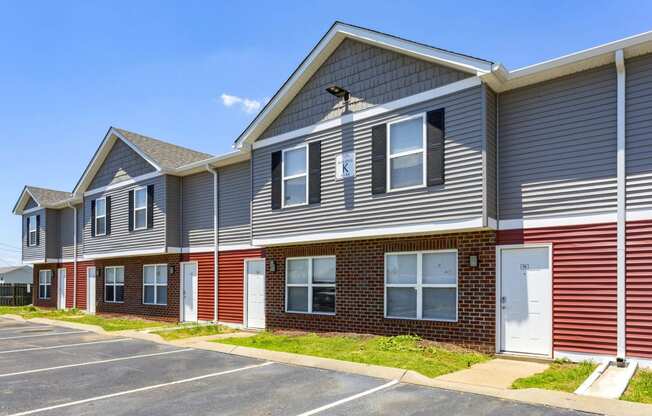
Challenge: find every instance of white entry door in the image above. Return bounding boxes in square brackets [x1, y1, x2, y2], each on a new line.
[87, 267, 96, 315]
[500, 247, 552, 356]
[181, 262, 198, 322]
[57, 268, 66, 310]
[245, 259, 265, 329]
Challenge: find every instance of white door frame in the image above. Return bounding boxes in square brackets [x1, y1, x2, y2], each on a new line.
[180, 261, 199, 322]
[87, 266, 96, 315]
[495, 243, 553, 357]
[57, 268, 66, 310]
[243, 258, 265, 329]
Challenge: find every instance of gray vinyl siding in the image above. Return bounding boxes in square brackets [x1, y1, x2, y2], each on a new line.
[484, 85, 497, 221]
[259, 38, 472, 139]
[22, 209, 46, 262]
[219, 161, 251, 246]
[252, 85, 484, 240]
[626, 53, 652, 211]
[498, 64, 617, 220]
[59, 207, 76, 259]
[166, 175, 181, 248]
[88, 139, 156, 190]
[25, 197, 38, 210]
[83, 175, 166, 256]
[181, 172, 214, 247]
[46, 210, 60, 259]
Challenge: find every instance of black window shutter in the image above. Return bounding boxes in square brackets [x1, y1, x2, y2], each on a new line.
[426, 109, 445, 186]
[35, 215, 40, 246]
[308, 142, 321, 204]
[25, 217, 30, 246]
[105, 196, 112, 235]
[371, 124, 387, 194]
[90, 200, 96, 237]
[147, 185, 154, 229]
[128, 190, 134, 231]
[271, 151, 282, 209]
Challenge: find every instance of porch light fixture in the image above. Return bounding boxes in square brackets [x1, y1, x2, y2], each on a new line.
[168, 265, 175, 276]
[469, 255, 478, 268]
[326, 85, 350, 102]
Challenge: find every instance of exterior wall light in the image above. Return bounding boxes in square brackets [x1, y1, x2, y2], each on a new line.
[326, 85, 350, 102]
[469, 255, 478, 268]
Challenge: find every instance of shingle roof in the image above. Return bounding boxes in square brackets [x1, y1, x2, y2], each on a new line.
[26, 186, 73, 206]
[114, 128, 213, 170]
[0, 265, 31, 274]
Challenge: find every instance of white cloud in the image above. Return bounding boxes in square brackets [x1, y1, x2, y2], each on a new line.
[220, 93, 263, 114]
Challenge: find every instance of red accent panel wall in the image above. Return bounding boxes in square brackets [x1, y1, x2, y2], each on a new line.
[498, 222, 617, 356]
[182, 252, 214, 321]
[76, 261, 94, 310]
[57, 261, 94, 310]
[62, 262, 75, 309]
[218, 249, 263, 324]
[626, 219, 652, 358]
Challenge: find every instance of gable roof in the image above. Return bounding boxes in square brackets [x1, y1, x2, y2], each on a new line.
[233, 21, 494, 149]
[12, 185, 73, 214]
[73, 127, 213, 195]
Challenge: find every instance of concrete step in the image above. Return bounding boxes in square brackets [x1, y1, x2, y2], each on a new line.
[578, 360, 638, 399]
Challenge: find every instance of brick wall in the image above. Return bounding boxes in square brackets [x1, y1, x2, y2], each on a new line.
[265, 231, 496, 353]
[33, 264, 58, 308]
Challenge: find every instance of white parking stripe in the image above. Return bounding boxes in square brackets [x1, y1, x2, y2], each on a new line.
[0, 330, 86, 340]
[0, 348, 194, 378]
[295, 380, 399, 416]
[0, 326, 51, 332]
[7, 361, 274, 416]
[0, 338, 131, 354]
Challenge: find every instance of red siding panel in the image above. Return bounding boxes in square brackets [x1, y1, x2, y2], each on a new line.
[626, 219, 652, 358]
[218, 249, 263, 324]
[182, 252, 214, 321]
[498, 222, 617, 356]
[76, 261, 93, 310]
[62, 262, 75, 309]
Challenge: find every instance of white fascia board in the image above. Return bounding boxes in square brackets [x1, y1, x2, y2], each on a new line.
[499, 211, 618, 230]
[12, 187, 39, 215]
[84, 171, 163, 197]
[218, 244, 261, 252]
[253, 77, 481, 150]
[253, 217, 485, 247]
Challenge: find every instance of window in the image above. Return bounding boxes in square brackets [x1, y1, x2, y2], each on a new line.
[286, 256, 335, 314]
[134, 187, 147, 230]
[143, 264, 167, 305]
[388, 115, 426, 190]
[282, 146, 308, 207]
[95, 198, 106, 236]
[385, 250, 457, 321]
[38, 270, 52, 299]
[28, 215, 37, 246]
[104, 266, 124, 303]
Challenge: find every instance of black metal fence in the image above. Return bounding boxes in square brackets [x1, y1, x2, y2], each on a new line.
[0, 283, 32, 306]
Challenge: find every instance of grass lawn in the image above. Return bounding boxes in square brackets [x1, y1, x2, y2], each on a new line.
[218, 332, 489, 378]
[512, 360, 596, 393]
[621, 369, 652, 404]
[153, 324, 235, 341]
[0, 306, 172, 332]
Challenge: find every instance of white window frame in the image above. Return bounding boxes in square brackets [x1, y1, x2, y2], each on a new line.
[285, 255, 335, 315]
[133, 186, 148, 231]
[281, 144, 309, 208]
[28, 215, 37, 246]
[104, 266, 124, 303]
[386, 113, 427, 192]
[38, 270, 52, 299]
[143, 264, 168, 306]
[94, 197, 107, 237]
[384, 249, 458, 322]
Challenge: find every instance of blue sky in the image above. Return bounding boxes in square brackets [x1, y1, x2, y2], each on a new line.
[0, 1, 650, 264]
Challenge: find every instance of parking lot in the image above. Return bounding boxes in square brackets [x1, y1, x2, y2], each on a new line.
[0, 317, 588, 416]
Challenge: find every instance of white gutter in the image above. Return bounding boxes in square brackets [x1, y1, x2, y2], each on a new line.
[206, 165, 219, 322]
[67, 202, 78, 309]
[615, 49, 626, 360]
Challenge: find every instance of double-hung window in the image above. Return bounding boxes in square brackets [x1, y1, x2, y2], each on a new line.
[143, 264, 167, 305]
[95, 198, 106, 236]
[28, 215, 37, 246]
[387, 114, 426, 191]
[38, 270, 52, 299]
[104, 266, 124, 303]
[385, 250, 457, 321]
[282, 145, 308, 207]
[286, 256, 335, 314]
[134, 187, 147, 230]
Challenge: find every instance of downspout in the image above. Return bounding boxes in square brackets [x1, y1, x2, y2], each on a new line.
[206, 165, 219, 322]
[615, 49, 626, 362]
[67, 203, 77, 309]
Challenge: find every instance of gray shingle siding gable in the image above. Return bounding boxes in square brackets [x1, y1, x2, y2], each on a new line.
[626, 53, 652, 211]
[252, 86, 485, 240]
[181, 172, 214, 248]
[88, 139, 156, 190]
[25, 197, 38, 210]
[22, 209, 46, 261]
[498, 64, 617, 220]
[219, 161, 251, 247]
[259, 38, 472, 140]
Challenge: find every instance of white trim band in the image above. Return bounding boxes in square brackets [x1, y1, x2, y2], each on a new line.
[84, 171, 163, 197]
